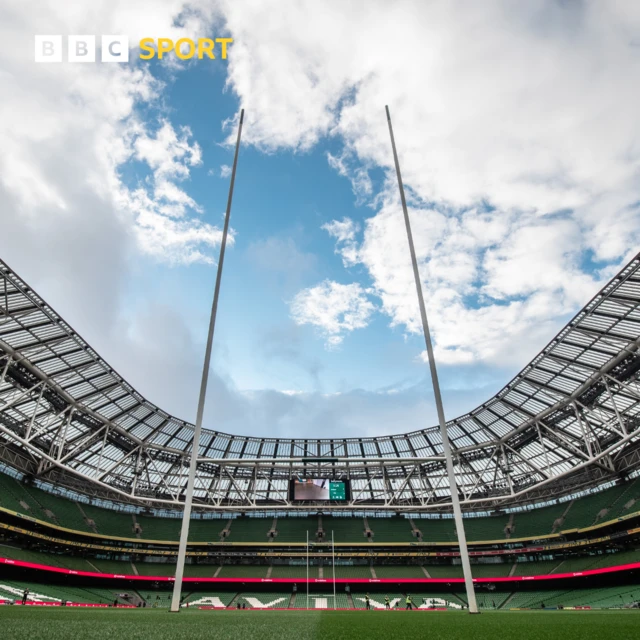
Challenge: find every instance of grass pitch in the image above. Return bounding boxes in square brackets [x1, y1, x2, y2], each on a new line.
[1, 608, 639, 640]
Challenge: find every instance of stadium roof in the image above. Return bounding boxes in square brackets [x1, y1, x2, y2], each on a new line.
[0, 255, 639, 512]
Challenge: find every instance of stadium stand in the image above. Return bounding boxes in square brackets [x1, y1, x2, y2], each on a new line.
[295, 593, 352, 609]
[505, 586, 640, 609]
[3, 468, 640, 545]
[373, 565, 425, 579]
[181, 592, 235, 607]
[561, 484, 630, 530]
[0, 579, 132, 605]
[513, 560, 561, 576]
[463, 515, 512, 540]
[321, 515, 366, 542]
[239, 592, 291, 608]
[352, 593, 404, 609]
[79, 503, 138, 538]
[422, 564, 464, 578]
[269, 565, 317, 578]
[411, 593, 467, 609]
[466, 562, 512, 577]
[183, 563, 219, 577]
[89, 559, 136, 575]
[510, 503, 569, 537]
[370, 516, 420, 542]
[217, 564, 269, 578]
[133, 562, 177, 576]
[272, 516, 315, 542]
[330, 565, 373, 579]
[187, 518, 227, 542]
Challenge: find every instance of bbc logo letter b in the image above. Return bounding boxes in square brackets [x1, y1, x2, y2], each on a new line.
[35, 35, 62, 62]
[68, 35, 96, 63]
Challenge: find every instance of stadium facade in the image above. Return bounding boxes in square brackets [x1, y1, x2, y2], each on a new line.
[1, 255, 640, 612]
[0, 255, 639, 514]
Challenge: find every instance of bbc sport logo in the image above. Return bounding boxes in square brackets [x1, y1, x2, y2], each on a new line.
[34, 35, 232, 63]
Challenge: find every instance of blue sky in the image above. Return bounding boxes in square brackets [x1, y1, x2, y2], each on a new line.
[1, 1, 639, 439]
[125, 61, 442, 393]
[122, 58, 512, 411]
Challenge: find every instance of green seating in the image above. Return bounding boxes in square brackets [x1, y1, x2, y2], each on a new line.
[511, 503, 567, 537]
[369, 517, 417, 542]
[295, 593, 351, 608]
[322, 516, 366, 542]
[273, 516, 315, 542]
[239, 592, 290, 608]
[269, 564, 316, 578]
[217, 564, 268, 578]
[374, 565, 424, 578]
[330, 565, 372, 578]
[463, 515, 511, 540]
[468, 562, 512, 577]
[513, 560, 560, 576]
[182, 592, 234, 607]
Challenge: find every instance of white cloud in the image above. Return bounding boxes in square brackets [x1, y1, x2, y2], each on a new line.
[220, 164, 232, 178]
[290, 280, 376, 348]
[220, 0, 640, 365]
[326, 152, 372, 204]
[322, 217, 360, 267]
[0, 2, 224, 271]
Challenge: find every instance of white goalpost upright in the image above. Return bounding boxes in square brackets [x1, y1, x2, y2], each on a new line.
[306, 529, 309, 610]
[332, 530, 336, 610]
[385, 105, 479, 614]
[169, 110, 244, 613]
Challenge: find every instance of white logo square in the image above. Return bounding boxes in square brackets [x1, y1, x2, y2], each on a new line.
[35, 35, 62, 63]
[101, 35, 129, 62]
[68, 35, 96, 63]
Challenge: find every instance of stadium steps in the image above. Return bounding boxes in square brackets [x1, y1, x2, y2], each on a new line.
[267, 517, 277, 541]
[363, 516, 373, 541]
[75, 502, 98, 534]
[85, 559, 100, 572]
[450, 592, 467, 607]
[318, 565, 323, 578]
[504, 513, 514, 538]
[408, 517, 422, 541]
[266, 565, 273, 578]
[370, 566, 377, 579]
[288, 591, 296, 608]
[130, 561, 139, 575]
[227, 592, 241, 608]
[500, 592, 517, 609]
[220, 518, 232, 541]
[421, 566, 431, 578]
[131, 514, 141, 538]
[508, 562, 517, 576]
[347, 592, 354, 608]
[552, 499, 574, 533]
[214, 565, 222, 577]
[605, 478, 640, 520]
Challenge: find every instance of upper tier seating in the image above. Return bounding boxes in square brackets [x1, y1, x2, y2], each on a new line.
[2, 471, 640, 543]
[373, 516, 428, 542]
[321, 515, 366, 542]
[273, 516, 315, 542]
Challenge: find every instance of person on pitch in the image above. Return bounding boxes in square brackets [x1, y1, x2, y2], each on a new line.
[21, 588, 29, 605]
[385, 595, 390, 609]
[365, 593, 371, 610]
[405, 594, 414, 610]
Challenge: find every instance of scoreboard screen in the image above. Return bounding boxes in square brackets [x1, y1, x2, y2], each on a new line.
[291, 478, 349, 501]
